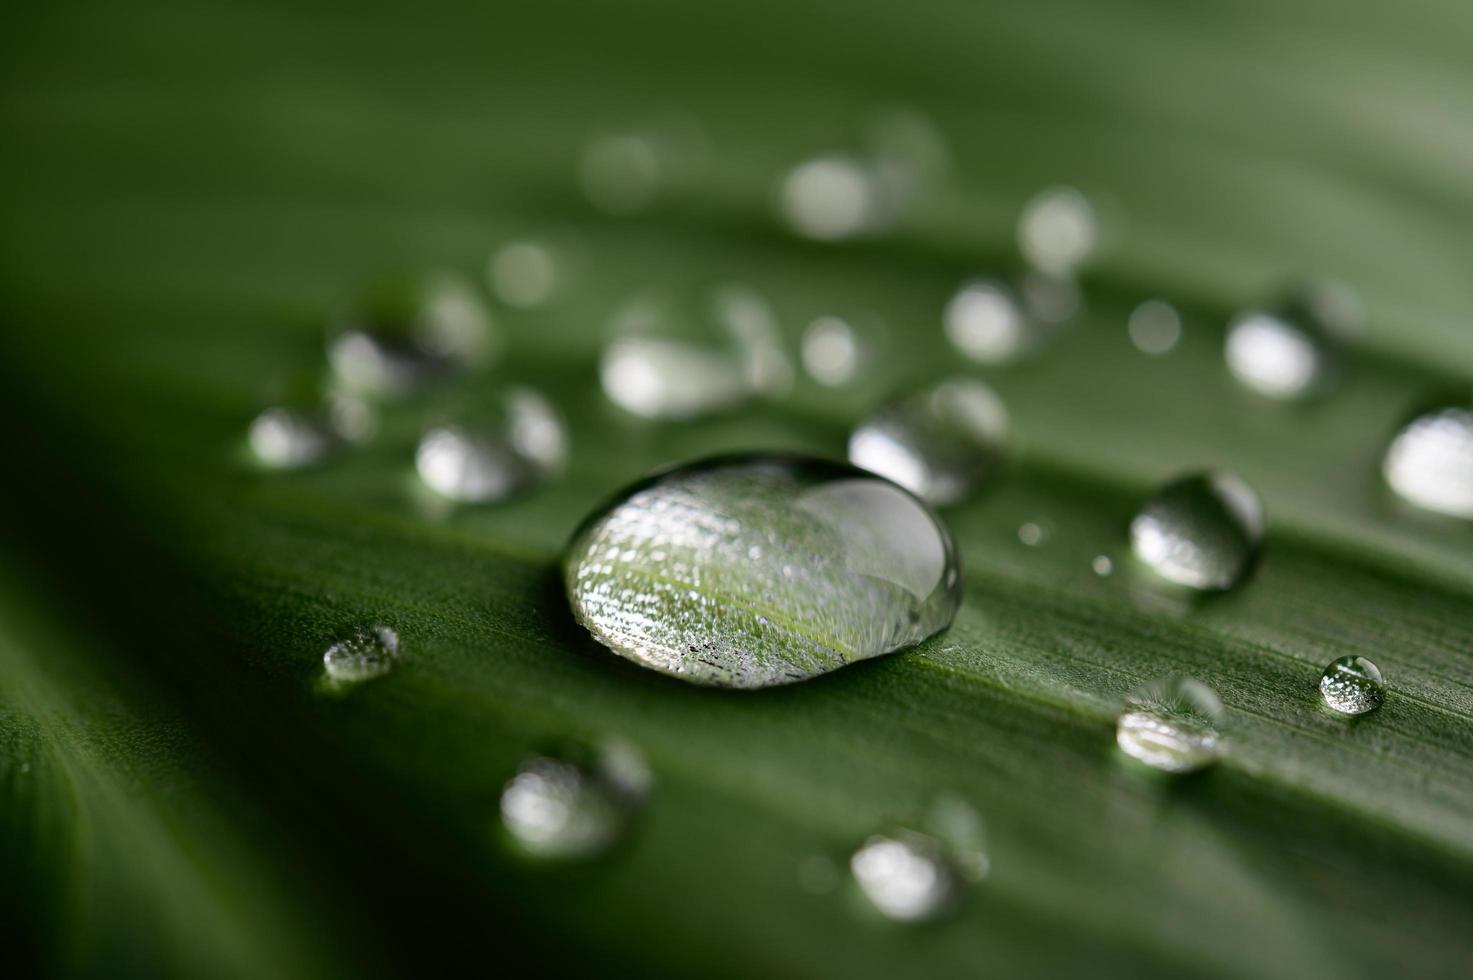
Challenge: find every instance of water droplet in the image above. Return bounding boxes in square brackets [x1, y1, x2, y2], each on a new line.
[564, 453, 963, 688]
[1018, 186, 1098, 278]
[1128, 299, 1181, 355]
[1092, 554, 1115, 576]
[488, 239, 562, 309]
[323, 625, 400, 685]
[801, 315, 870, 387]
[579, 114, 710, 215]
[1319, 655, 1385, 715]
[328, 272, 496, 395]
[848, 378, 1007, 505]
[1116, 676, 1224, 773]
[600, 285, 791, 420]
[850, 831, 954, 922]
[249, 407, 334, 469]
[1017, 521, 1048, 546]
[944, 279, 1036, 363]
[499, 740, 650, 860]
[780, 154, 890, 241]
[416, 388, 567, 503]
[1383, 407, 1473, 519]
[1224, 282, 1360, 399]
[1130, 472, 1264, 590]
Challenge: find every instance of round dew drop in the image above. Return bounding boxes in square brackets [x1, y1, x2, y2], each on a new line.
[850, 832, 955, 922]
[323, 625, 400, 685]
[1382, 407, 1473, 519]
[563, 453, 963, 689]
[1319, 655, 1385, 715]
[499, 740, 650, 861]
[415, 388, 567, 504]
[1130, 471, 1264, 591]
[249, 407, 334, 469]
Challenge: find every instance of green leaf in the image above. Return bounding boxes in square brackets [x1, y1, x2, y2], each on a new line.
[3, 1, 1473, 977]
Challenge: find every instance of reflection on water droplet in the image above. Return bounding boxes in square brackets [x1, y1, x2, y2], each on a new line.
[945, 279, 1035, 364]
[600, 285, 791, 420]
[328, 272, 495, 395]
[1128, 300, 1181, 355]
[1018, 186, 1098, 278]
[1092, 554, 1115, 576]
[416, 388, 567, 503]
[500, 740, 650, 861]
[249, 407, 334, 469]
[564, 454, 963, 688]
[1383, 407, 1473, 519]
[488, 240, 561, 308]
[851, 831, 953, 922]
[1130, 472, 1263, 590]
[323, 625, 400, 685]
[1116, 676, 1223, 773]
[1319, 655, 1385, 715]
[848, 378, 1007, 505]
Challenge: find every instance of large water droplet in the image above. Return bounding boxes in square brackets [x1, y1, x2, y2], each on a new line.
[564, 454, 963, 688]
[323, 625, 400, 685]
[1017, 186, 1098, 278]
[499, 740, 650, 860]
[848, 378, 1008, 505]
[1130, 472, 1264, 590]
[249, 406, 334, 469]
[1319, 655, 1385, 715]
[1383, 406, 1473, 519]
[328, 272, 496, 395]
[416, 388, 567, 503]
[944, 279, 1037, 364]
[1116, 676, 1224, 773]
[600, 285, 791, 420]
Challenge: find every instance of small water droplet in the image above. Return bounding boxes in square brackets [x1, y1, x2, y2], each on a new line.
[416, 388, 567, 503]
[328, 272, 496, 395]
[1092, 554, 1115, 576]
[1224, 282, 1359, 399]
[564, 454, 963, 688]
[488, 239, 563, 308]
[801, 315, 872, 388]
[1319, 655, 1385, 715]
[1130, 472, 1263, 590]
[499, 740, 650, 861]
[249, 407, 334, 469]
[1017, 521, 1048, 547]
[1116, 676, 1224, 773]
[1383, 406, 1473, 519]
[600, 285, 791, 420]
[579, 114, 709, 215]
[323, 625, 400, 685]
[1018, 186, 1098, 278]
[850, 831, 954, 922]
[1128, 299, 1181, 355]
[848, 377, 1008, 505]
[945, 279, 1036, 364]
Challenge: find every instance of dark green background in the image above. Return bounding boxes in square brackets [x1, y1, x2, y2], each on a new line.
[2, 1, 1472, 977]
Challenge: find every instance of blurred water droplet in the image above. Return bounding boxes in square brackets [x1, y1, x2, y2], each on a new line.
[328, 272, 496, 396]
[851, 831, 954, 922]
[1130, 472, 1263, 590]
[600, 285, 791, 420]
[1017, 521, 1048, 547]
[1383, 406, 1473, 519]
[249, 407, 334, 469]
[1018, 186, 1098, 278]
[1020, 272, 1082, 325]
[801, 315, 867, 387]
[500, 740, 650, 861]
[416, 388, 567, 503]
[945, 279, 1036, 363]
[1116, 676, 1224, 773]
[780, 155, 889, 241]
[848, 378, 1007, 505]
[564, 454, 962, 688]
[488, 239, 562, 308]
[323, 625, 400, 685]
[1092, 554, 1115, 576]
[1128, 300, 1182, 355]
[1225, 281, 1360, 399]
[580, 114, 710, 215]
[1319, 655, 1385, 715]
